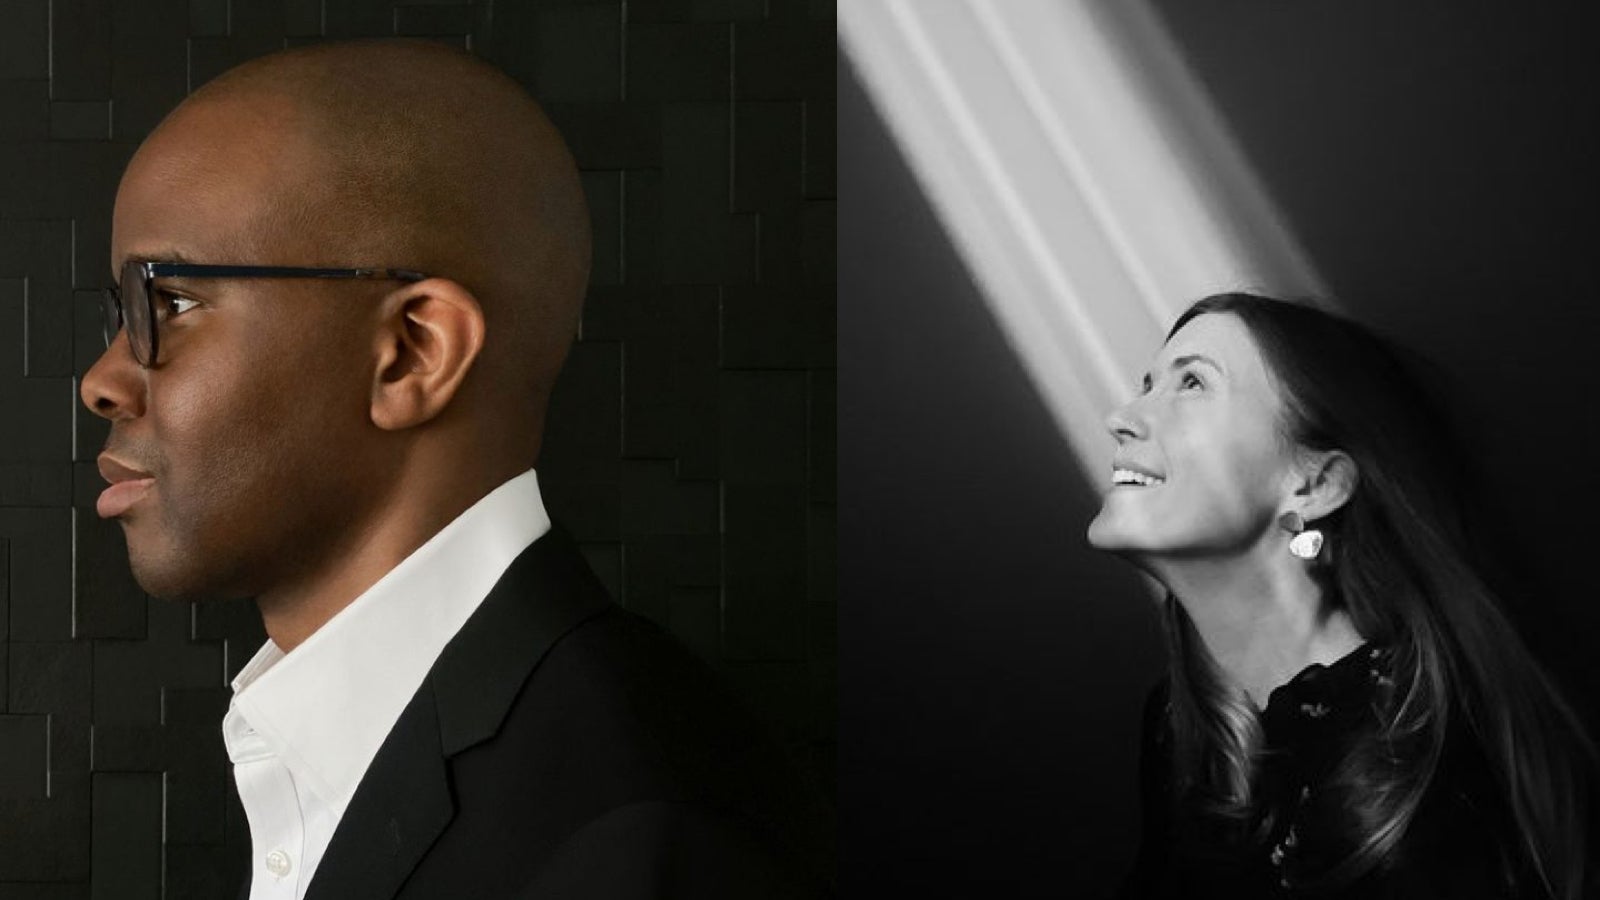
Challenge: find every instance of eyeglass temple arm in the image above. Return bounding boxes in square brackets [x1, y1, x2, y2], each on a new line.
[143, 264, 428, 282]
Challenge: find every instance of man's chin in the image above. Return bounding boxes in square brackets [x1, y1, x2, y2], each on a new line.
[127, 559, 242, 604]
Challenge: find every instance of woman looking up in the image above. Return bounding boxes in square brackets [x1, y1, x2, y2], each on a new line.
[1089, 294, 1596, 899]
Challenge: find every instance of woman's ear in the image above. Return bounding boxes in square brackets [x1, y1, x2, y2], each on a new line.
[1295, 449, 1359, 522]
[369, 277, 486, 431]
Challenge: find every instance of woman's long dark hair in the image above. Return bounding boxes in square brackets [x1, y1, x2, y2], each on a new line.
[1161, 293, 1596, 898]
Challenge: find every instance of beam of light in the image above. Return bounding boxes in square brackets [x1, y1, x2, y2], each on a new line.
[840, 0, 1328, 483]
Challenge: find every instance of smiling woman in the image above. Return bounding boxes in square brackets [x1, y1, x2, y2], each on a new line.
[1088, 312, 1335, 568]
[1092, 294, 1599, 899]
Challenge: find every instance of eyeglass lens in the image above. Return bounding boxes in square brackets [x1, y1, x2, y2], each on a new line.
[102, 262, 153, 366]
[98, 289, 121, 350]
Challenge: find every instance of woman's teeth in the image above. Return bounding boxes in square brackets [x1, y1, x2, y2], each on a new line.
[1112, 468, 1165, 487]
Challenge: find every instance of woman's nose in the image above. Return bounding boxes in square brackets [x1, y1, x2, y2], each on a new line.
[1104, 397, 1146, 442]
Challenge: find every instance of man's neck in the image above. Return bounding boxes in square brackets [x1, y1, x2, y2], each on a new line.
[253, 460, 525, 652]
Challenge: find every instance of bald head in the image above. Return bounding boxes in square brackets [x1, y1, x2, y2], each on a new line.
[125, 38, 589, 423]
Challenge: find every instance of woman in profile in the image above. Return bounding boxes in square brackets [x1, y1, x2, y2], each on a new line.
[1089, 294, 1597, 899]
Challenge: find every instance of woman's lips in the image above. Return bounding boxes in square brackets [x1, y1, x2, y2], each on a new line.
[97, 478, 155, 518]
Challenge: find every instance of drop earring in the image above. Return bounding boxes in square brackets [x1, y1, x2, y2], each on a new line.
[1278, 511, 1324, 560]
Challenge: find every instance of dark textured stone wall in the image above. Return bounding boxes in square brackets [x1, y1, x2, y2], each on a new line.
[0, 1, 834, 895]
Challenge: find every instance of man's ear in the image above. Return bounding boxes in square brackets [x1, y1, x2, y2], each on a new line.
[369, 277, 485, 431]
[1292, 449, 1359, 523]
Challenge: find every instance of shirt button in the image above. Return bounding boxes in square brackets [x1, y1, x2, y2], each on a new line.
[265, 849, 292, 878]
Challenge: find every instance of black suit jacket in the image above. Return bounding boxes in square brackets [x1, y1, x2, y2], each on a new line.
[239, 526, 829, 899]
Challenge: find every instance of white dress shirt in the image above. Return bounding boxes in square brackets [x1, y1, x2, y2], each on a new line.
[222, 469, 552, 900]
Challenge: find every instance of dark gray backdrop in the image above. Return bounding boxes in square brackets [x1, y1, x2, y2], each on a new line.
[0, 0, 835, 896]
[841, 2, 1599, 896]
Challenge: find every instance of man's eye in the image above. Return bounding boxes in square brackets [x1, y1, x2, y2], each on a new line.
[155, 292, 200, 320]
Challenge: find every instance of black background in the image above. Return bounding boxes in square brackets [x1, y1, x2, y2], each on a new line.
[840, 2, 1600, 896]
[0, 0, 834, 896]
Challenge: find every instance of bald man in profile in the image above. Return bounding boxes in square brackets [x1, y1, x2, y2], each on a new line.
[81, 39, 825, 900]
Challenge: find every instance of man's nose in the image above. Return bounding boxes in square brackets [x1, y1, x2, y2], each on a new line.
[80, 330, 145, 421]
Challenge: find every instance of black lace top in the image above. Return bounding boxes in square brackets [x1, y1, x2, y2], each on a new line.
[1118, 643, 1533, 899]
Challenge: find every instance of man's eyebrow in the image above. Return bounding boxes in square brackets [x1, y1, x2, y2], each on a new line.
[1170, 353, 1225, 375]
[113, 249, 202, 273]
[112, 250, 207, 285]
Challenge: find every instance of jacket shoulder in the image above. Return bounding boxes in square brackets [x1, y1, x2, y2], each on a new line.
[428, 603, 832, 894]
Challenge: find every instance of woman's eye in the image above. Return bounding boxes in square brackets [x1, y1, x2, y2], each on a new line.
[1180, 372, 1203, 390]
[1139, 374, 1153, 395]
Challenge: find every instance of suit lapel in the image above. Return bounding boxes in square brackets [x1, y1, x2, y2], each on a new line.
[431, 525, 612, 755]
[303, 525, 612, 900]
[302, 681, 453, 900]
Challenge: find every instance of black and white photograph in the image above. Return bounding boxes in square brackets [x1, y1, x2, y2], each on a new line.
[842, 2, 1597, 898]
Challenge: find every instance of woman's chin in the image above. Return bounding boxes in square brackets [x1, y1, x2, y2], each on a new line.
[1086, 514, 1139, 552]
[1085, 522, 1113, 550]
[1087, 517, 1169, 569]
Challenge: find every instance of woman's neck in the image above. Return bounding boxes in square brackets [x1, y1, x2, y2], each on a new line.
[1150, 551, 1364, 709]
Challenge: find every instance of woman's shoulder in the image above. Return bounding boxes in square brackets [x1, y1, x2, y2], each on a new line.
[1133, 678, 1173, 795]
[1262, 647, 1532, 896]
[1370, 722, 1528, 897]
[1138, 679, 1169, 733]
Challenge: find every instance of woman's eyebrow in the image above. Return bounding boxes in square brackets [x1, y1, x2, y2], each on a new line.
[1169, 353, 1224, 376]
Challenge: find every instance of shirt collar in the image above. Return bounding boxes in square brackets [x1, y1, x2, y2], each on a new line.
[223, 468, 552, 813]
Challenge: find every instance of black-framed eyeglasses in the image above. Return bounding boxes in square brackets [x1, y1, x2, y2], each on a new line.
[101, 260, 429, 368]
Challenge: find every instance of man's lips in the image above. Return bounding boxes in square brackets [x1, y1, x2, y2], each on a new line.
[96, 454, 155, 519]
